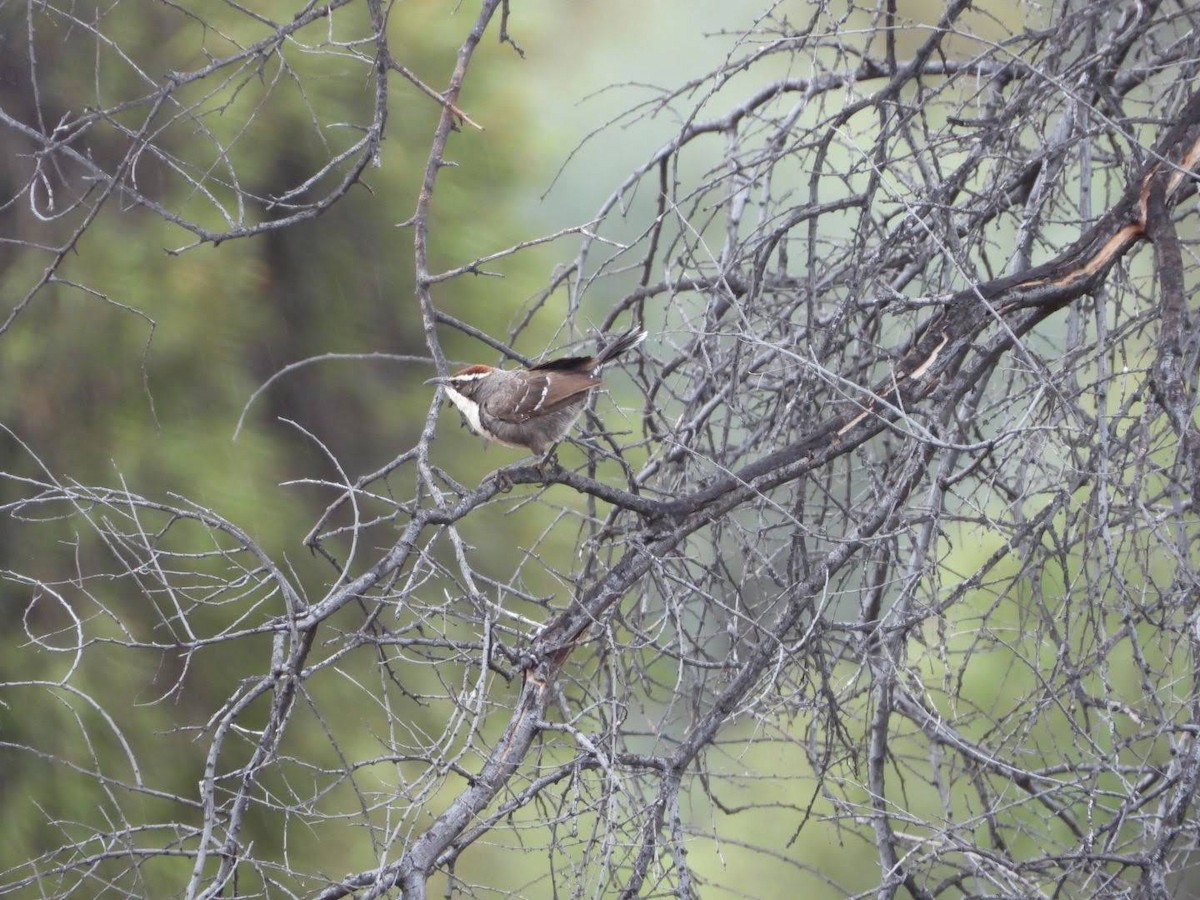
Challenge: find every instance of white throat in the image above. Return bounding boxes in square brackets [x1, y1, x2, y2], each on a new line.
[444, 387, 485, 438]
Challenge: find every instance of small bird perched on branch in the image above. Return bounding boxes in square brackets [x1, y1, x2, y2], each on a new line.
[426, 328, 646, 459]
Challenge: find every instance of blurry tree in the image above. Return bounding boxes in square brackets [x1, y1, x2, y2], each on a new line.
[3, 1, 1200, 899]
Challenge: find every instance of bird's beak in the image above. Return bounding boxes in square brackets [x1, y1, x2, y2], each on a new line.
[425, 376, 449, 386]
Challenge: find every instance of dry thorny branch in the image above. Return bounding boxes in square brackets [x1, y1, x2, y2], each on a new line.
[4, 1, 1200, 898]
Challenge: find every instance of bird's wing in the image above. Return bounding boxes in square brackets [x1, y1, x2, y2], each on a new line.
[528, 354, 594, 373]
[482, 372, 599, 424]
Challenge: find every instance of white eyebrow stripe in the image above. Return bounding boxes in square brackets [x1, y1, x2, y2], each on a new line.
[452, 371, 491, 382]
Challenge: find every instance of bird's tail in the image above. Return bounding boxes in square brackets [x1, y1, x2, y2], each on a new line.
[593, 328, 647, 368]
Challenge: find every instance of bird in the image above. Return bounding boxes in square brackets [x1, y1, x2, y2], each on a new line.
[426, 327, 647, 459]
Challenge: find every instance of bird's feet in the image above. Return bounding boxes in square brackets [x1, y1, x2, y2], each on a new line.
[536, 447, 563, 475]
[490, 466, 516, 493]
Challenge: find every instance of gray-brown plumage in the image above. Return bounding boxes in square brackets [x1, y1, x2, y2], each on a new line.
[427, 328, 646, 457]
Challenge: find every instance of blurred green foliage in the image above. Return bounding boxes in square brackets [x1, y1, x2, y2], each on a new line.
[0, 0, 556, 892]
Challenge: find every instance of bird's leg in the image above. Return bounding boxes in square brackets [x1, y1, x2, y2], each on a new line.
[489, 464, 516, 493]
[537, 444, 562, 473]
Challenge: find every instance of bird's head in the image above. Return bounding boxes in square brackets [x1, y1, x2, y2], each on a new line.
[425, 364, 496, 401]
